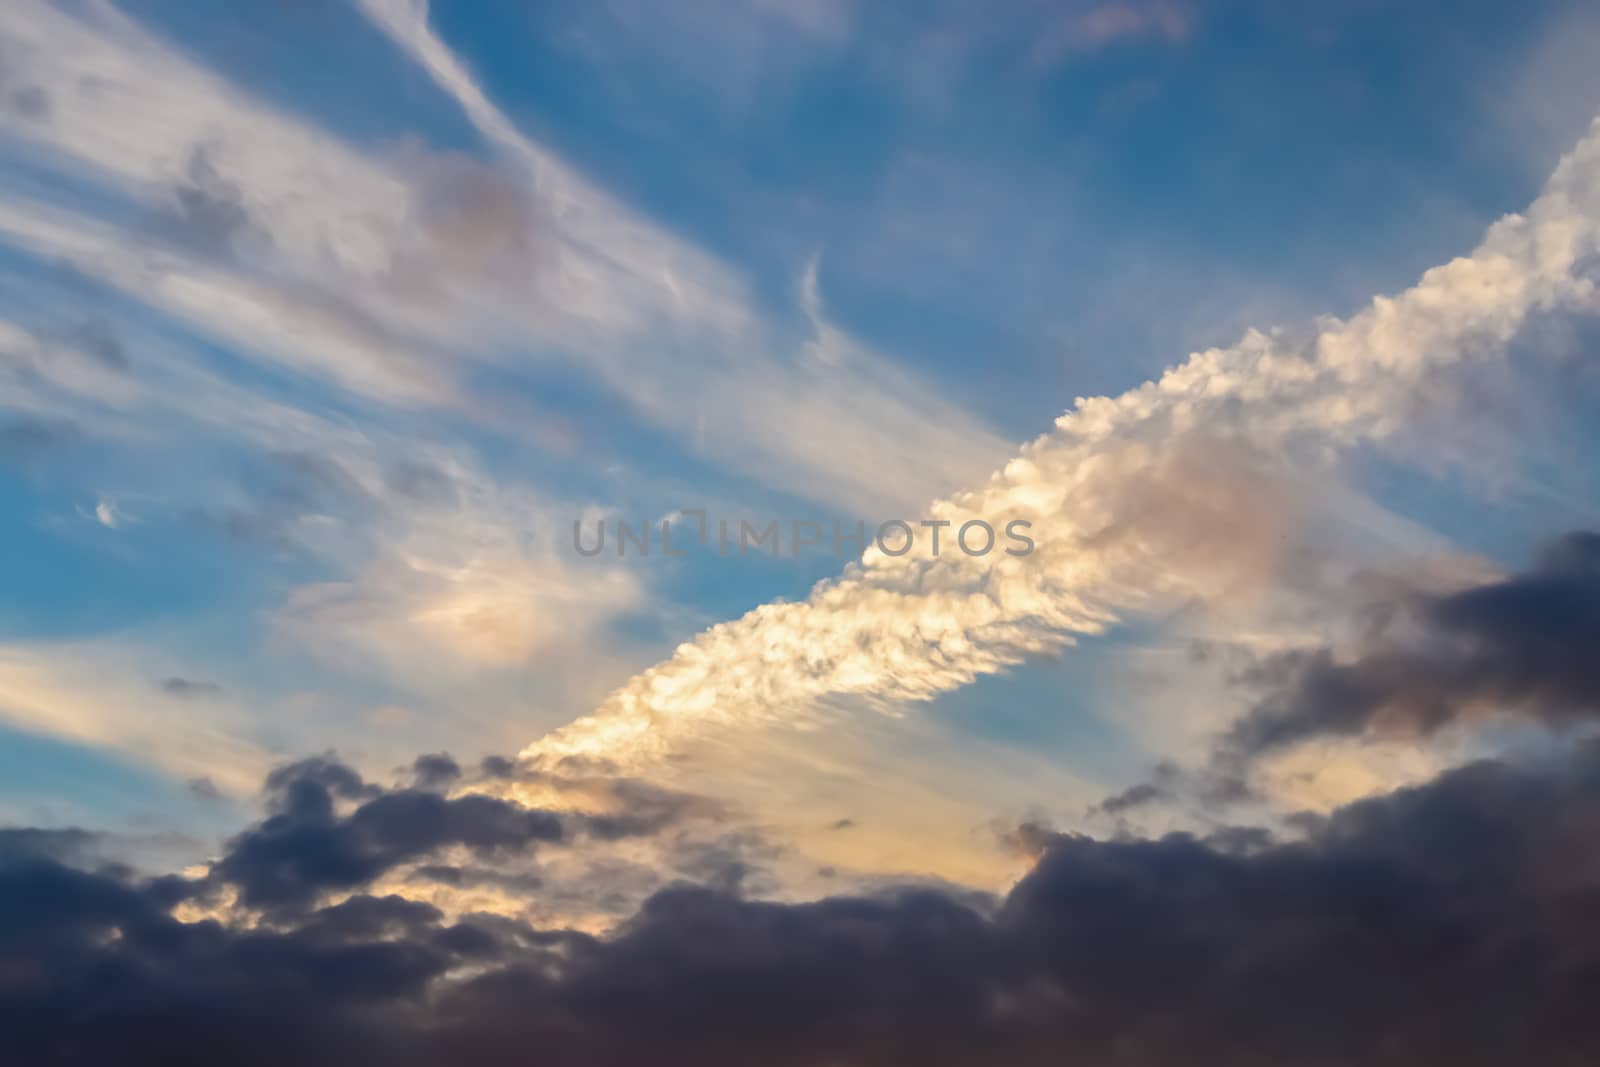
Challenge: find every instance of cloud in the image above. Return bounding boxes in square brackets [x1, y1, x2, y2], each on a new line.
[91, 494, 127, 529]
[68, 318, 129, 372]
[159, 677, 222, 699]
[1222, 529, 1600, 761]
[0, 294, 653, 762]
[9, 738, 1600, 1063]
[351, 0, 1013, 515]
[522, 115, 1600, 771]
[0, 826, 98, 864]
[1089, 777, 1170, 816]
[1035, 0, 1195, 63]
[0, 0, 1020, 778]
[211, 756, 567, 915]
[185, 776, 224, 803]
[166, 144, 255, 256]
[275, 519, 645, 673]
[160, 753, 729, 925]
[0, 413, 76, 465]
[2, 0, 1004, 516]
[5, 84, 49, 122]
[410, 753, 462, 791]
[0, 642, 271, 794]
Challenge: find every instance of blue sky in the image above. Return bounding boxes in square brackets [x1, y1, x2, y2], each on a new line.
[3, 0, 1600, 892]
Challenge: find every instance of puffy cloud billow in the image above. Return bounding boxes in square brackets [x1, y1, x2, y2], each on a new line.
[7, 737, 1600, 1064]
[522, 115, 1600, 772]
[12, 545, 1600, 1067]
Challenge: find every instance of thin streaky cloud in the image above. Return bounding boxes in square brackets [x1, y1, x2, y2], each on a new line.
[350, 0, 1015, 516]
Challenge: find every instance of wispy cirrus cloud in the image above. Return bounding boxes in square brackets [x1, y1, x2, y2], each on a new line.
[0, 0, 1030, 787]
[1034, 0, 1195, 62]
[352, 0, 1013, 515]
[4, 0, 1006, 518]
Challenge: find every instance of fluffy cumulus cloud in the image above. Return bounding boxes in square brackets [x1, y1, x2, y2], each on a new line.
[522, 117, 1600, 771]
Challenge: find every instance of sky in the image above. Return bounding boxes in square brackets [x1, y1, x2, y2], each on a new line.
[4, 1, 1600, 1062]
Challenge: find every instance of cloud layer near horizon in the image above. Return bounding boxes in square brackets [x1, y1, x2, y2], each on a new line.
[10, 722, 1600, 1065]
[11, 522, 1600, 1062]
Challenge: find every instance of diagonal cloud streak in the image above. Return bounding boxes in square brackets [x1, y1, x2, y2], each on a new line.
[522, 117, 1600, 769]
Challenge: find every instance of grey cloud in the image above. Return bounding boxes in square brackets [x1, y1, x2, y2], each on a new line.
[479, 755, 518, 778]
[167, 144, 255, 256]
[384, 458, 461, 507]
[0, 826, 99, 864]
[215, 760, 565, 914]
[1222, 530, 1600, 763]
[8, 84, 49, 121]
[160, 677, 223, 699]
[200, 450, 378, 549]
[411, 753, 461, 791]
[382, 151, 547, 304]
[4, 529, 1596, 1066]
[1090, 780, 1168, 816]
[10, 741, 1600, 1064]
[68, 317, 130, 371]
[209, 755, 714, 917]
[186, 777, 225, 803]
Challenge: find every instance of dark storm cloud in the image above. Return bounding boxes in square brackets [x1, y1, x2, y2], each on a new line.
[264, 754, 382, 810]
[0, 826, 98, 863]
[479, 754, 518, 778]
[10, 742, 1600, 1064]
[1224, 530, 1600, 761]
[410, 753, 462, 791]
[7, 535, 1599, 1067]
[213, 757, 564, 914]
[196, 756, 716, 917]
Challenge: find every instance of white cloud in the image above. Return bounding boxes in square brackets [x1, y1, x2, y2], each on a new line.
[351, 0, 1013, 515]
[0, 0, 1003, 773]
[522, 116, 1600, 772]
[93, 495, 123, 529]
[0, 0, 1006, 516]
[276, 503, 644, 674]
